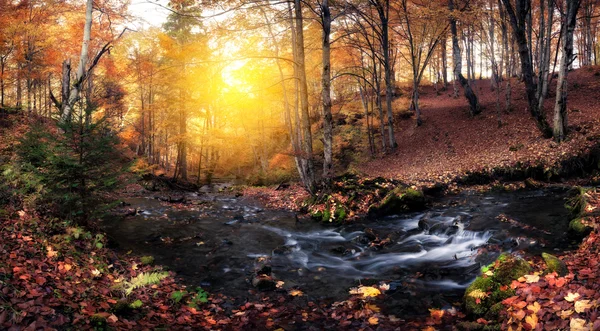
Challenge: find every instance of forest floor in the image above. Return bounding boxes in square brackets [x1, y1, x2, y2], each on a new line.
[3, 67, 600, 330]
[361, 66, 600, 186]
[246, 66, 600, 214]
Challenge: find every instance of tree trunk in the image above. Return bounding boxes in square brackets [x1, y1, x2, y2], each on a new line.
[61, 0, 93, 124]
[441, 35, 448, 89]
[294, 0, 316, 192]
[553, 0, 581, 141]
[449, 0, 480, 116]
[536, 0, 554, 113]
[377, 0, 397, 149]
[501, 0, 552, 137]
[321, 0, 333, 188]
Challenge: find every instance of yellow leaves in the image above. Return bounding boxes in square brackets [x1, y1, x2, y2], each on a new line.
[564, 292, 581, 302]
[349, 286, 381, 298]
[368, 316, 378, 325]
[46, 245, 58, 259]
[523, 274, 540, 283]
[559, 309, 574, 319]
[570, 318, 592, 331]
[429, 308, 444, 320]
[524, 313, 538, 329]
[467, 289, 488, 299]
[91, 268, 101, 278]
[365, 304, 380, 313]
[526, 302, 540, 314]
[574, 299, 593, 313]
[483, 270, 494, 277]
[289, 289, 303, 297]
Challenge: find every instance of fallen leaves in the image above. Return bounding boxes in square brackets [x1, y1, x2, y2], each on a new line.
[349, 286, 381, 298]
[565, 292, 581, 302]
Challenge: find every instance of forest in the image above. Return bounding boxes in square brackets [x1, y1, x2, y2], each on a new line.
[2, 0, 600, 329]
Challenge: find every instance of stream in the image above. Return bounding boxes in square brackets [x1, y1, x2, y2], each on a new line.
[102, 186, 572, 316]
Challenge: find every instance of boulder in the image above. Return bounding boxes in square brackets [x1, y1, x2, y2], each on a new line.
[542, 252, 568, 276]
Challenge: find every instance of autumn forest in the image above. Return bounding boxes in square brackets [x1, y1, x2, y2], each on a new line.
[2, 0, 600, 329]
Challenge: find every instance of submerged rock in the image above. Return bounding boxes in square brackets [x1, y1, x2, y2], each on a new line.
[252, 274, 276, 291]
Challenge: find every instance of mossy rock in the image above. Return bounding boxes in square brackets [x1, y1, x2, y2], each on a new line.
[491, 254, 531, 285]
[569, 218, 592, 236]
[484, 302, 505, 321]
[367, 187, 426, 217]
[89, 314, 107, 329]
[464, 276, 498, 316]
[542, 253, 568, 276]
[140, 256, 155, 265]
[464, 254, 530, 317]
[112, 300, 132, 316]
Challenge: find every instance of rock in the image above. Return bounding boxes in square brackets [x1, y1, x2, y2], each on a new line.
[140, 256, 154, 265]
[428, 222, 447, 235]
[464, 254, 528, 317]
[367, 187, 426, 217]
[364, 228, 378, 241]
[273, 245, 293, 255]
[569, 218, 592, 236]
[542, 252, 568, 276]
[491, 254, 531, 285]
[524, 178, 542, 189]
[256, 265, 272, 276]
[418, 219, 430, 231]
[252, 275, 276, 291]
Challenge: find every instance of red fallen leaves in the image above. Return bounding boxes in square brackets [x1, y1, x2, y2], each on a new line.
[500, 197, 600, 330]
[359, 69, 600, 188]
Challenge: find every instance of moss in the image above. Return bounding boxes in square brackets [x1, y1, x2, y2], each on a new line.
[322, 209, 332, 222]
[112, 300, 132, 315]
[491, 255, 531, 285]
[464, 276, 497, 316]
[565, 187, 588, 217]
[140, 256, 154, 265]
[569, 218, 592, 236]
[464, 254, 530, 317]
[367, 187, 426, 217]
[542, 253, 568, 276]
[485, 302, 505, 320]
[89, 314, 107, 329]
[334, 206, 347, 222]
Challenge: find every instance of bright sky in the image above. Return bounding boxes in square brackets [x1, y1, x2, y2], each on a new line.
[128, 0, 170, 28]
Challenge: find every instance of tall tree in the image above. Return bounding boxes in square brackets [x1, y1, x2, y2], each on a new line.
[449, 0, 480, 116]
[501, 0, 552, 137]
[553, 0, 581, 141]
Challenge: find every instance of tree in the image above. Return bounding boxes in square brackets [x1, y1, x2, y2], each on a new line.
[396, 0, 449, 126]
[449, 0, 480, 116]
[553, 0, 581, 141]
[501, 0, 552, 137]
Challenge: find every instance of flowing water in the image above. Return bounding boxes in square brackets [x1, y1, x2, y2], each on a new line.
[102, 187, 572, 316]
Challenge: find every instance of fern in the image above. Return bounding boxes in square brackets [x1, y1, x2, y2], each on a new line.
[121, 271, 169, 296]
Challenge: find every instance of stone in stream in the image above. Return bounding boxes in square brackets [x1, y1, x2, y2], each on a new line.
[252, 275, 276, 291]
[542, 252, 568, 276]
[418, 218, 430, 231]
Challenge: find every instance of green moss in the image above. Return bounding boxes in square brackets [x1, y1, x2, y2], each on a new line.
[140, 256, 154, 265]
[542, 252, 568, 276]
[569, 218, 592, 236]
[89, 314, 107, 329]
[334, 206, 347, 222]
[464, 254, 530, 317]
[367, 187, 426, 217]
[485, 302, 505, 320]
[464, 276, 497, 316]
[491, 255, 531, 285]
